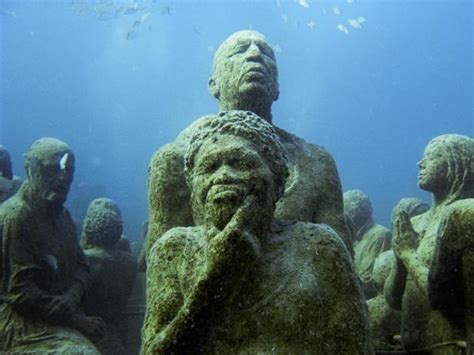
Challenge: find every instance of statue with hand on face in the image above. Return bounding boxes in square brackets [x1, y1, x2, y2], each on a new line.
[140, 30, 349, 270]
[142, 111, 371, 355]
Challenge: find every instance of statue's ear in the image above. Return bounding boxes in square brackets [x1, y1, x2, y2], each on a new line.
[208, 76, 220, 99]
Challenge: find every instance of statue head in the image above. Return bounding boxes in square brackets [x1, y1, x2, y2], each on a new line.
[24, 138, 74, 206]
[390, 197, 429, 229]
[208, 30, 279, 123]
[81, 197, 123, 249]
[417, 134, 474, 203]
[0, 145, 13, 180]
[185, 110, 288, 230]
[343, 189, 373, 235]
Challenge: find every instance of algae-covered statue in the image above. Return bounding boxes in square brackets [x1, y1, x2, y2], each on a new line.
[367, 250, 402, 351]
[81, 198, 138, 355]
[0, 145, 22, 203]
[142, 111, 371, 354]
[344, 189, 391, 299]
[139, 30, 349, 270]
[385, 134, 474, 354]
[0, 138, 103, 354]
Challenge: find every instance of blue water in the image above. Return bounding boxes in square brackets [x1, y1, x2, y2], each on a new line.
[1, 0, 472, 241]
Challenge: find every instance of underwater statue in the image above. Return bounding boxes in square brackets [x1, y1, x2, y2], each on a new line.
[343, 189, 391, 299]
[385, 134, 474, 354]
[142, 111, 371, 354]
[0, 144, 22, 203]
[140, 30, 349, 270]
[81, 197, 138, 355]
[390, 197, 430, 227]
[0, 138, 103, 354]
[367, 250, 402, 351]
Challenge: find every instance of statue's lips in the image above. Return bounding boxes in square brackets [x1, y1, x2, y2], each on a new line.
[207, 184, 245, 202]
[242, 66, 268, 80]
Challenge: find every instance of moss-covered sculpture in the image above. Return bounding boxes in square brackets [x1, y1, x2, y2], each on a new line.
[0, 138, 103, 354]
[0, 144, 22, 203]
[344, 189, 391, 299]
[81, 197, 137, 355]
[385, 134, 474, 354]
[139, 30, 349, 270]
[142, 111, 371, 354]
[367, 250, 402, 351]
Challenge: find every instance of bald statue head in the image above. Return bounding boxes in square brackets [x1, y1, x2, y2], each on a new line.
[208, 30, 279, 123]
[343, 189, 373, 234]
[24, 137, 75, 205]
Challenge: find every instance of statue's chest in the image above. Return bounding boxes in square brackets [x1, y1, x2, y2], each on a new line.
[414, 217, 440, 266]
[213, 249, 322, 343]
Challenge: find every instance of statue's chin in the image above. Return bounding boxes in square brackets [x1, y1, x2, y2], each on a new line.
[45, 191, 67, 205]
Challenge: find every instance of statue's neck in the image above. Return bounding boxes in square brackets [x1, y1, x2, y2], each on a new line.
[219, 99, 273, 124]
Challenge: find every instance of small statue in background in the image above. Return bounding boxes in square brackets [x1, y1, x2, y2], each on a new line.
[0, 138, 103, 354]
[142, 111, 371, 354]
[81, 198, 137, 355]
[344, 189, 391, 299]
[0, 145, 22, 203]
[385, 134, 474, 354]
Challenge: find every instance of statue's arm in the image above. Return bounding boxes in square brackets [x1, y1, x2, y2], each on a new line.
[2, 213, 70, 322]
[313, 226, 372, 354]
[384, 255, 407, 310]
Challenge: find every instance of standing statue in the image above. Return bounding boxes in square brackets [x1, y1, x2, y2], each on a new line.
[142, 111, 371, 354]
[385, 134, 474, 354]
[0, 138, 103, 354]
[0, 145, 22, 203]
[81, 198, 137, 355]
[344, 189, 391, 299]
[139, 30, 349, 269]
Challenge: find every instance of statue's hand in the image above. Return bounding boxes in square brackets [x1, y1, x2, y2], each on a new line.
[45, 294, 78, 320]
[393, 211, 419, 263]
[207, 195, 261, 266]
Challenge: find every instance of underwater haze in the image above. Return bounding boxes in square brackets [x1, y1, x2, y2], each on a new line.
[1, 0, 472, 242]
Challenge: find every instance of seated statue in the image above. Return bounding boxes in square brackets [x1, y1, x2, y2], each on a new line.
[368, 197, 428, 351]
[385, 134, 474, 354]
[0, 144, 22, 203]
[139, 30, 349, 270]
[344, 189, 391, 299]
[142, 111, 371, 354]
[0, 138, 103, 354]
[81, 198, 138, 355]
[367, 250, 402, 351]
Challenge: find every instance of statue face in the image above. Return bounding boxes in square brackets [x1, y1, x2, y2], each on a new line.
[191, 135, 274, 230]
[417, 141, 447, 193]
[31, 151, 75, 205]
[212, 31, 279, 105]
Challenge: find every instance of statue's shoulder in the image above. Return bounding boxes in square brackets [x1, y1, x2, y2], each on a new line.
[176, 114, 217, 145]
[278, 220, 348, 257]
[150, 226, 204, 260]
[0, 190, 31, 225]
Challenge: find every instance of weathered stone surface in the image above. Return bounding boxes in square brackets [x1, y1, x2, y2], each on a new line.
[367, 250, 402, 351]
[0, 138, 102, 354]
[385, 134, 474, 354]
[344, 189, 391, 299]
[142, 111, 371, 354]
[81, 198, 138, 355]
[139, 30, 348, 270]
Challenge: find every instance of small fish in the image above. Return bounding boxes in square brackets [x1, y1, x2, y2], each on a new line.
[126, 30, 137, 40]
[337, 24, 349, 34]
[272, 44, 282, 53]
[357, 16, 366, 23]
[307, 20, 316, 29]
[333, 7, 341, 15]
[0, 8, 16, 17]
[348, 18, 362, 29]
[298, 0, 310, 8]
